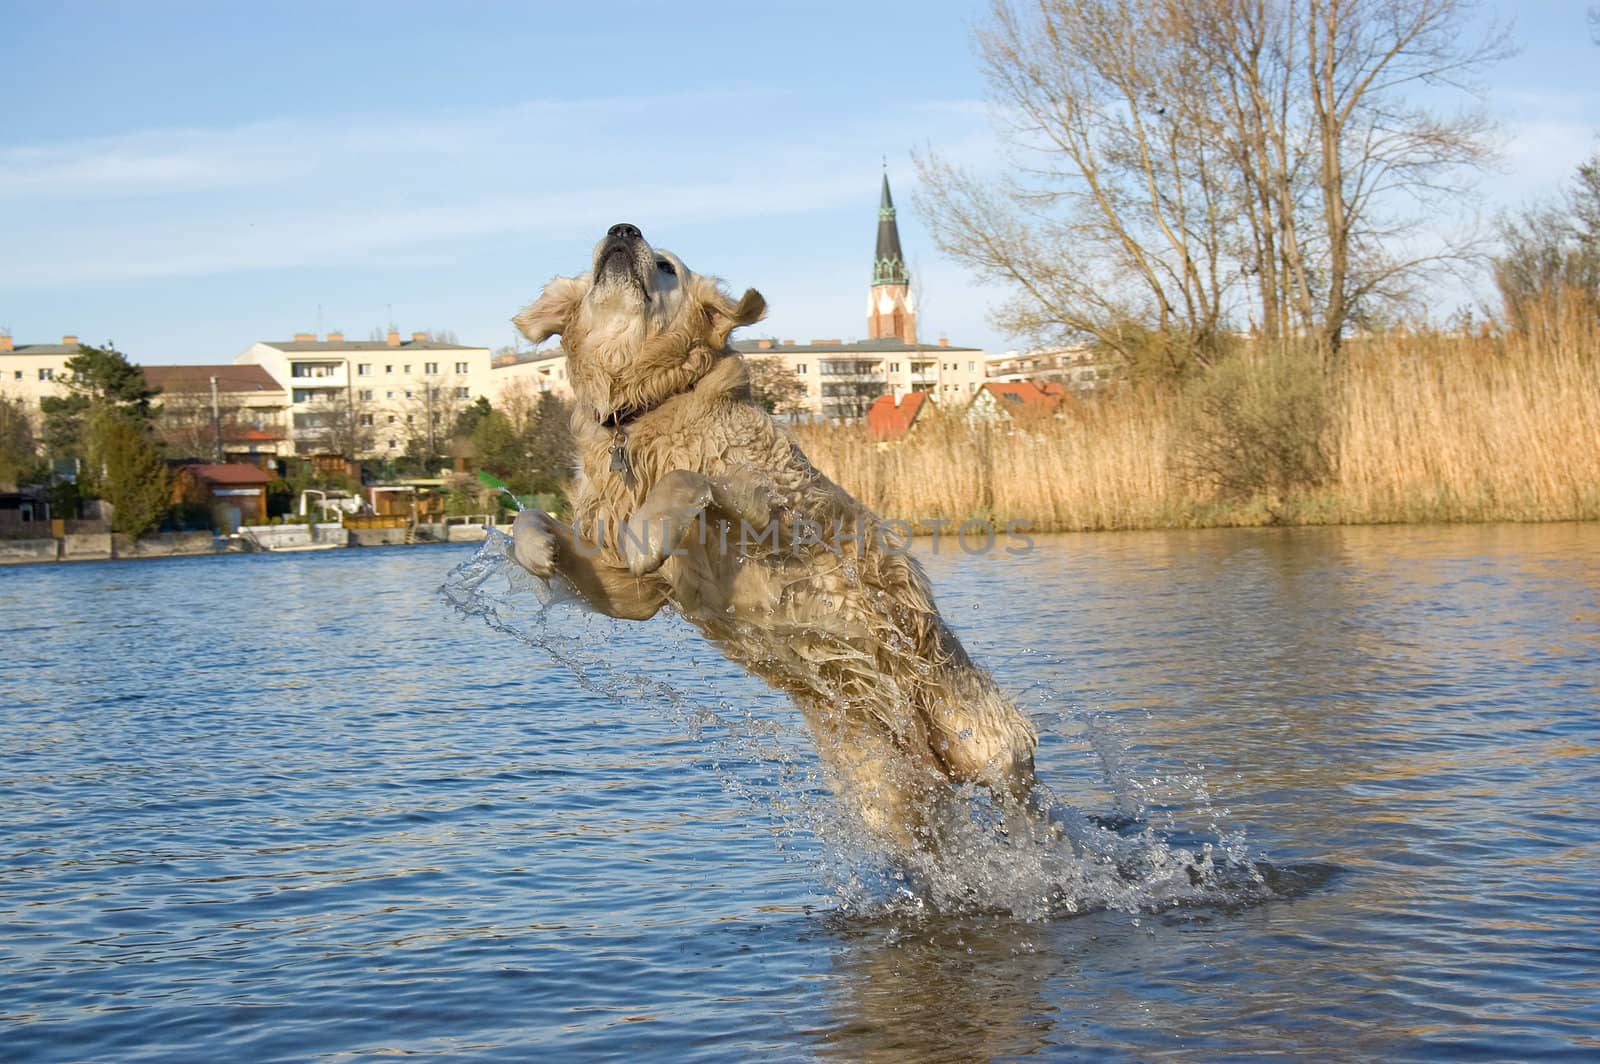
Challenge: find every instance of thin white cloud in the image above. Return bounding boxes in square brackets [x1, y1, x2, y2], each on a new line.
[0, 171, 872, 287]
[1494, 117, 1598, 200]
[0, 88, 775, 201]
[0, 87, 987, 288]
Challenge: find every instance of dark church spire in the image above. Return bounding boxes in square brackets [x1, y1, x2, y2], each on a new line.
[867, 168, 917, 343]
[873, 170, 909, 287]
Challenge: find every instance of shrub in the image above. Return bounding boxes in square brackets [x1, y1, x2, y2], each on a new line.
[1175, 346, 1334, 503]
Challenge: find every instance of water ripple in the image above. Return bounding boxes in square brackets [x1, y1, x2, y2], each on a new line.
[2, 527, 1598, 1060]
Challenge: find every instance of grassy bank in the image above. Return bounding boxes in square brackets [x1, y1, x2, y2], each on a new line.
[791, 324, 1600, 531]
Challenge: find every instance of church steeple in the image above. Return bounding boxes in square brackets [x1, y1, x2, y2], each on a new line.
[873, 172, 909, 287]
[867, 169, 917, 343]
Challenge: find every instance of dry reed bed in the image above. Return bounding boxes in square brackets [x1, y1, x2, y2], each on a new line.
[792, 326, 1600, 531]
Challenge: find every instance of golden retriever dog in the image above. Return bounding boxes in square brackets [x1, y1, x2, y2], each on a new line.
[507, 223, 1039, 857]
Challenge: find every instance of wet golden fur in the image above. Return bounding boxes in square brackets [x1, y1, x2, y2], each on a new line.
[508, 227, 1038, 855]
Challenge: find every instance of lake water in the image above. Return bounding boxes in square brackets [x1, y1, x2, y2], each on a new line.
[2, 524, 1597, 1061]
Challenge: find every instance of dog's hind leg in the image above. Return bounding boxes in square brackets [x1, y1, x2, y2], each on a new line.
[923, 669, 1042, 825]
[798, 699, 951, 859]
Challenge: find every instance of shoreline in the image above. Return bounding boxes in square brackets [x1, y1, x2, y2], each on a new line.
[6, 514, 1593, 568]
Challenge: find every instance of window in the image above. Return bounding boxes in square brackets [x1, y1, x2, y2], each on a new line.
[405, 414, 414, 425]
[454, 361, 469, 374]
[454, 387, 469, 399]
[387, 414, 397, 424]
[386, 390, 395, 399]
[405, 390, 415, 399]
[292, 388, 315, 403]
[424, 362, 438, 375]
[388, 439, 397, 449]
[38, 368, 54, 381]
[358, 389, 374, 401]
[385, 364, 394, 374]
[970, 382, 978, 392]
[358, 413, 374, 426]
[291, 362, 338, 378]
[403, 364, 411, 374]
[820, 359, 875, 376]
[358, 363, 372, 376]
[968, 361, 976, 372]
[795, 364, 807, 375]
[13, 370, 22, 380]
[889, 362, 900, 373]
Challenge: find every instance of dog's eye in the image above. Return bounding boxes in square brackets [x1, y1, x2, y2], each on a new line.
[656, 259, 676, 277]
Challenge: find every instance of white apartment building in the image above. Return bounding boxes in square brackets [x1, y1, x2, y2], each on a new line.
[0, 334, 81, 408]
[734, 336, 988, 419]
[491, 348, 574, 402]
[477, 337, 988, 421]
[234, 329, 493, 458]
[986, 346, 1119, 393]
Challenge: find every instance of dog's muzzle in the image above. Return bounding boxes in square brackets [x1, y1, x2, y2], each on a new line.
[594, 222, 650, 293]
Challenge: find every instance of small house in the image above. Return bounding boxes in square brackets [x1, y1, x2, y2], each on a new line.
[174, 463, 274, 532]
[866, 391, 931, 441]
[967, 381, 1068, 428]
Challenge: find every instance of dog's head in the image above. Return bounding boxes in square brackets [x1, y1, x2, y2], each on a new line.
[513, 224, 766, 419]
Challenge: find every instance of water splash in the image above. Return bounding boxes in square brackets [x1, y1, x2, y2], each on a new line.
[441, 533, 1295, 921]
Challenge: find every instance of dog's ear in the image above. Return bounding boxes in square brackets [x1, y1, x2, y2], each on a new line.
[727, 288, 767, 327]
[704, 286, 768, 346]
[513, 275, 588, 344]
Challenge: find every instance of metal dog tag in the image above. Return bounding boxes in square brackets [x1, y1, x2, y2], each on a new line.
[609, 428, 629, 474]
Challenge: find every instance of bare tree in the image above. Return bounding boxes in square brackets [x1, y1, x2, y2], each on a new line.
[744, 355, 809, 417]
[1494, 154, 1600, 336]
[399, 377, 469, 464]
[918, 0, 1506, 365]
[155, 385, 245, 461]
[295, 392, 374, 459]
[919, 0, 1259, 374]
[1300, 0, 1503, 347]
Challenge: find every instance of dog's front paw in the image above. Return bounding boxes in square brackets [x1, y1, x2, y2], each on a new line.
[510, 509, 557, 577]
[622, 514, 674, 576]
[714, 470, 779, 529]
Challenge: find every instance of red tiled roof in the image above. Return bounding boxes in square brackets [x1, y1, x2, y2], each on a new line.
[143, 365, 283, 394]
[183, 463, 274, 485]
[867, 391, 930, 440]
[973, 381, 1067, 420]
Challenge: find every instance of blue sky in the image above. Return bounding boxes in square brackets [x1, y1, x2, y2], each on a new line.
[2, 0, 1596, 365]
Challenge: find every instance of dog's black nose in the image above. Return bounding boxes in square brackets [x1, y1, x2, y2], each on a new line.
[607, 223, 642, 241]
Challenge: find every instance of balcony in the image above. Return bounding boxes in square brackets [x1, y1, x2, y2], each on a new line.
[288, 363, 349, 392]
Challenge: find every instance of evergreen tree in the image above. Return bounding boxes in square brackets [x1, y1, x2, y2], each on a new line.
[88, 409, 171, 538]
[0, 394, 42, 489]
[40, 343, 169, 529]
[40, 342, 161, 463]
